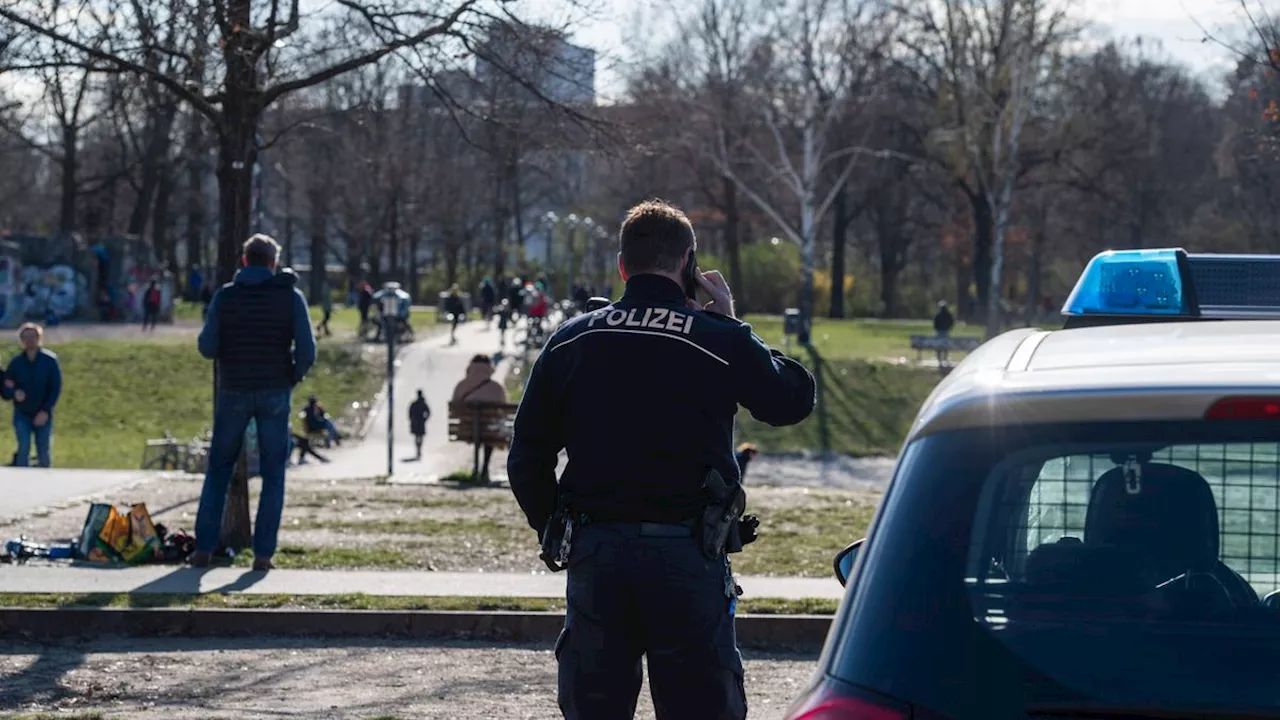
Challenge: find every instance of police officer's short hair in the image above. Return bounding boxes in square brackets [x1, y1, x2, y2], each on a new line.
[243, 233, 281, 267]
[619, 199, 696, 275]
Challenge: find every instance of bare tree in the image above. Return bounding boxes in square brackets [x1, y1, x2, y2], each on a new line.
[899, 0, 1071, 335]
[0, 0, 115, 234]
[0, 0, 592, 284]
[708, 0, 896, 332]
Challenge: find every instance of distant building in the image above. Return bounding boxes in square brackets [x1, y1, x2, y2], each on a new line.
[397, 70, 481, 111]
[475, 22, 596, 107]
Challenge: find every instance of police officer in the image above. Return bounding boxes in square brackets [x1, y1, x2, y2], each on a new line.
[507, 199, 816, 719]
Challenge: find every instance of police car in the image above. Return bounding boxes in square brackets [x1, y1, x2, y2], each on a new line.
[785, 249, 1280, 719]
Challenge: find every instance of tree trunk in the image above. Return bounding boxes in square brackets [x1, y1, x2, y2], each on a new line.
[152, 161, 176, 275]
[308, 190, 327, 303]
[128, 104, 178, 237]
[723, 176, 744, 314]
[59, 127, 78, 235]
[829, 187, 849, 319]
[969, 190, 993, 323]
[799, 138, 816, 342]
[444, 236, 460, 287]
[215, 116, 256, 286]
[185, 111, 208, 291]
[408, 227, 420, 299]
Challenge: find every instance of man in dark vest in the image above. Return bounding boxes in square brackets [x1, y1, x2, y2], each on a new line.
[190, 234, 316, 571]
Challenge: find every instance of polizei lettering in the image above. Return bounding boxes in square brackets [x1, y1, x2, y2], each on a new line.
[588, 306, 693, 335]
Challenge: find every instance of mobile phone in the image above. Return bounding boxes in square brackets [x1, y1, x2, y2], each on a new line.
[682, 252, 700, 300]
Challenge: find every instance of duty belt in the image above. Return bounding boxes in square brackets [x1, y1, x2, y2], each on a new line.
[581, 517, 697, 538]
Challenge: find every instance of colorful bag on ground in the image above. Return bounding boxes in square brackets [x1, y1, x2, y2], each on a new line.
[79, 503, 124, 563]
[120, 503, 161, 564]
[77, 502, 162, 564]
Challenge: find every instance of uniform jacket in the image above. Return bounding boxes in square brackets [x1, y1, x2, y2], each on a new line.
[507, 273, 816, 534]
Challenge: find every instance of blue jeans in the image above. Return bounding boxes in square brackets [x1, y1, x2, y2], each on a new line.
[194, 388, 292, 559]
[13, 412, 52, 467]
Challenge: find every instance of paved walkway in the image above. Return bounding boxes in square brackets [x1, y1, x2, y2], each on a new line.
[291, 316, 527, 483]
[0, 469, 157, 525]
[0, 565, 845, 600]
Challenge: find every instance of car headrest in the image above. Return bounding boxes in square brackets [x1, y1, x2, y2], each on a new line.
[1084, 463, 1219, 570]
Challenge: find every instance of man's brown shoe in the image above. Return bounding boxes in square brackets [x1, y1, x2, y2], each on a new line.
[252, 557, 275, 572]
[188, 550, 212, 568]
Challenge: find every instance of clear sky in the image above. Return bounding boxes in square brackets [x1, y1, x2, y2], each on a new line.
[563, 0, 1250, 103]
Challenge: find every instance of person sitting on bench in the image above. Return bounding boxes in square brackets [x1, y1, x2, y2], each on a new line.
[303, 395, 341, 446]
[451, 354, 508, 481]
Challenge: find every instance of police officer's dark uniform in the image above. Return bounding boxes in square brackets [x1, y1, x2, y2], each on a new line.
[507, 272, 816, 719]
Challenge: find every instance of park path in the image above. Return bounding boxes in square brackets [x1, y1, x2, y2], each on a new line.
[290, 315, 524, 483]
[0, 564, 844, 600]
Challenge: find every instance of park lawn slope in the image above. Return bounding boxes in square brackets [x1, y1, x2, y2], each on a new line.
[0, 339, 383, 469]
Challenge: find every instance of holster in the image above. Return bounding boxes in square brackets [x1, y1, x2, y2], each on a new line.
[698, 469, 748, 560]
[539, 502, 573, 572]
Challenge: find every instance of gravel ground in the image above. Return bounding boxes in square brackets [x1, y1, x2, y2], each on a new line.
[0, 637, 817, 719]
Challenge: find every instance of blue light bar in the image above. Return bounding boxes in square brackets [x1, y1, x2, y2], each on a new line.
[1061, 248, 1190, 317]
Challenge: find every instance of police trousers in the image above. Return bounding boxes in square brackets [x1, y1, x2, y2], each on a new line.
[556, 522, 747, 720]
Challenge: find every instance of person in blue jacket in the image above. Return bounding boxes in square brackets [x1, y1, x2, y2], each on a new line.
[190, 234, 316, 572]
[2, 323, 63, 468]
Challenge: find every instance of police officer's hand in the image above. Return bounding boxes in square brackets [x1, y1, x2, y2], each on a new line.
[738, 514, 760, 545]
[688, 269, 735, 318]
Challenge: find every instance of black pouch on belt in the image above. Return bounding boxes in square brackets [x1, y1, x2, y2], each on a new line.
[539, 504, 571, 572]
[699, 469, 747, 560]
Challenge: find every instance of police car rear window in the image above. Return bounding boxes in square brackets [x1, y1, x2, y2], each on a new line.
[967, 434, 1280, 712]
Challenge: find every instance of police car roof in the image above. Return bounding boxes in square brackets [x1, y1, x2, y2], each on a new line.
[907, 319, 1280, 442]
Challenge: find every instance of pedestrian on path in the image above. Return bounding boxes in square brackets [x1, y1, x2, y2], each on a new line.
[142, 280, 162, 331]
[507, 199, 816, 719]
[479, 277, 496, 326]
[445, 285, 465, 345]
[2, 323, 62, 468]
[357, 282, 373, 338]
[191, 234, 316, 572]
[735, 442, 759, 483]
[409, 389, 430, 460]
[316, 286, 333, 338]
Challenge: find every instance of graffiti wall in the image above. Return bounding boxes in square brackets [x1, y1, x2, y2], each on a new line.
[21, 264, 88, 322]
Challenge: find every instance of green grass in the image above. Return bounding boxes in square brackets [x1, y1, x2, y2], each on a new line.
[738, 357, 938, 457]
[734, 499, 877, 576]
[743, 315, 983, 361]
[0, 592, 838, 615]
[2, 340, 384, 469]
[284, 490, 874, 577]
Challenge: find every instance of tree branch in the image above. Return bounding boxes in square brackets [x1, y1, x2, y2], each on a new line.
[0, 7, 221, 123]
[262, 1, 480, 106]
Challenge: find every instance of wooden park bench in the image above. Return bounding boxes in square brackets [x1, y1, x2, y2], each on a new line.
[908, 335, 982, 363]
[447, 401, 519, 481]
